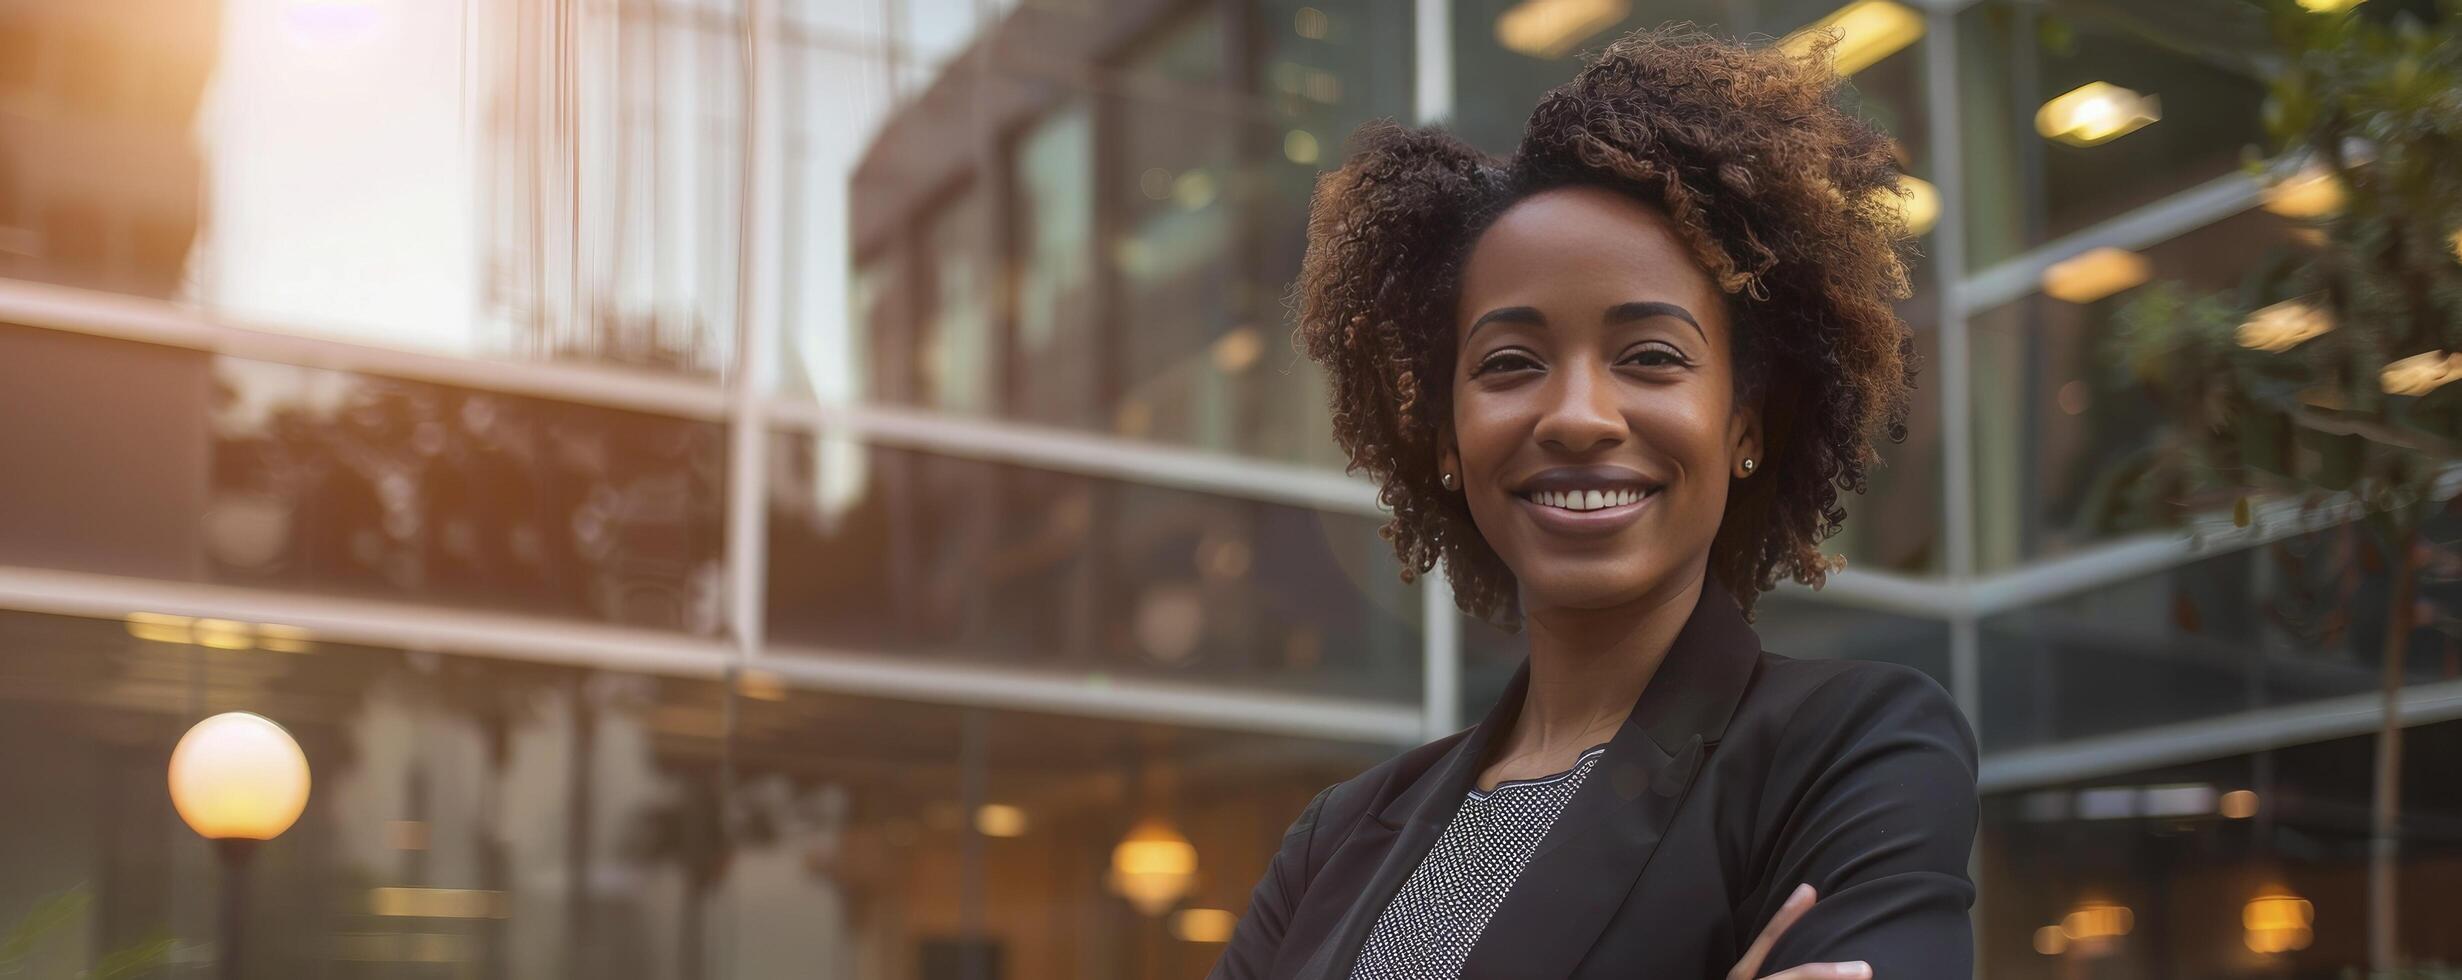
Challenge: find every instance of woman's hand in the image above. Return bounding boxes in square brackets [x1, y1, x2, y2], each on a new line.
[1726, 884, 1873, 980]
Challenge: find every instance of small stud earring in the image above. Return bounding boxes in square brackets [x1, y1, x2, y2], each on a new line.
[1440, 471, 1458, 491]
[1741, 458, 1757, 475]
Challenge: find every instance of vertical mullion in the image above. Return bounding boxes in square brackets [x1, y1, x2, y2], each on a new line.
[1414, 0, 1453, 126]
[730, 0, 780, 663]
[1922, 8, 1984, 978]
[1423, 571, 1461, 740]
[1414, 0, 1456, 744]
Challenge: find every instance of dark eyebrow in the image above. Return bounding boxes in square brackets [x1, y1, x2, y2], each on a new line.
[1466, 306, 1544, 343]
[1606, 301, 1705, 342]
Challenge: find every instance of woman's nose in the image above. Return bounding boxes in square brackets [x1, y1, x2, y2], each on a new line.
[1533, 360, 1625, 454]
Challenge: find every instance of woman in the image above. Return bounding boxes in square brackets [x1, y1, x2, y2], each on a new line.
[1208, 26, 1977, 980]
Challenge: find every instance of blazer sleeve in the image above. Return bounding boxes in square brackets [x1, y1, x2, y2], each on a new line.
[1749, 663, 1980, 980]
[1209, 784, 1336, 980]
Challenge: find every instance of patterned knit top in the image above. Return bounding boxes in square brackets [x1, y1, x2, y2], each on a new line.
[1346, 744, 1607, 980]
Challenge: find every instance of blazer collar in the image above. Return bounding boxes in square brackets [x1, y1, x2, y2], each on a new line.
[1291, 577, 1761, 980]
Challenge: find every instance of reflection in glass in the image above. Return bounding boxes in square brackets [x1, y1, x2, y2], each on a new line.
[0, 608, 1393, 979]
[1978, 519, 2462, 752]
[0, 609, 707, 978]
[841, 0, 1413, 467]
[0, 2, 215, 299]
[206, 354, 725, 628]
[1956, 0, 2270, 268]
[723, 688, 1387, 978]
[767, 439, 1424, 701]
[1978, 720, 2462, 975]
[1970, 209, 2306, 570]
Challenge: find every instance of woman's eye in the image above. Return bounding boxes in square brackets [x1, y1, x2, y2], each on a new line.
[1621, 347, 1687, 368]
[1474, 352, 1539, 375]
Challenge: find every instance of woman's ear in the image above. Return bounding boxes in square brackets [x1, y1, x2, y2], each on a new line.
[1730, 402, 1764, 481]
[1438, 423, 1463, 490]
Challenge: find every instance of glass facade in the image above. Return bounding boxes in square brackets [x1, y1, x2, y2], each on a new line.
[6, 0, 2459, 977]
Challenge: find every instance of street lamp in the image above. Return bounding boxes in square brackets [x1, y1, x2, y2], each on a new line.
[169, 712, 311, 980]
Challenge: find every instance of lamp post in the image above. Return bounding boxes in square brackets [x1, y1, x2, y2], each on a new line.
[169, 712, 311, 980]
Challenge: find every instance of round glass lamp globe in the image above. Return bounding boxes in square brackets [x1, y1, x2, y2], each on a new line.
[168, 712, 311, 841]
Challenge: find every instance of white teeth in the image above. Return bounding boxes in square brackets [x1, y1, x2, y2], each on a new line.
[1526, 488, 1651, 511]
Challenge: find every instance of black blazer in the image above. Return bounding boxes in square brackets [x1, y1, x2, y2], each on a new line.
[1210, 579, 1979, 979]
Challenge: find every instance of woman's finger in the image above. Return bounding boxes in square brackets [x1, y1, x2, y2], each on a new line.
[1760, 962, 1872, 980]
[1726, 883, 1818, 980]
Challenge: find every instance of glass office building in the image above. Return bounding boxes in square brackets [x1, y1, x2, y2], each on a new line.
[2, 0, 2458, 976]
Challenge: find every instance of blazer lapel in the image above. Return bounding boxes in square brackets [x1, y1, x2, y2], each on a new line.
[1458, 578, 1761, 980]
[1284, 664, 1533, 980]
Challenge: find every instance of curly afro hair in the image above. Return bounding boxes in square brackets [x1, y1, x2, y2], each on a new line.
[1296, 25, 1918, 626]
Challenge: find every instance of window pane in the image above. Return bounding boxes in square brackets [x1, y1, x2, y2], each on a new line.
[766, 439, 1425, 701]
[0, 606, 1393, 979]
[1013, 102, 1103, 431]
[1969, 208, 2307, 571]
[0, 608, 712, 978]
[1955, 0, 2271, 269]
[722, 688, 1391, 978]
[0, 325, 731, 630]
[836, 1, 1415, 468]
[1977, 519, 2462, 753]
[1978, 719, 2462, 975]
[4, 1, 752, 377]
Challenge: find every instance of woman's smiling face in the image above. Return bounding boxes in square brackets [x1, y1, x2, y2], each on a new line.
[1442, 185, 1761, 614]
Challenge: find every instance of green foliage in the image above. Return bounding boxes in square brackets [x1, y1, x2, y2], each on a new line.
[2112, 1, 2462, 536]
[0, 885, 175, 979]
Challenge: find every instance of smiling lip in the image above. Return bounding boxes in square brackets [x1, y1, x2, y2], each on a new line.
[1514, 487, 1659, 538]
[1506, 465, 1664, 536]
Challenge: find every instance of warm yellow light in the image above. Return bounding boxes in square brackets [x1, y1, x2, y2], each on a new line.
[168, 712, 311, 841]
[735, 668, 787, 702]
[2262, 164, 2347, 219]
[1283, 130, 1321, 165]
[2035, 82, 2161, 147]
[1211, 326, 1264, 374]
[2245, 892, 2315, 953]
[1108, 818, 1198, 916]
[126, 612, 195, 645]
[2033, 925, 2069, 955]
[2060, 902, 2134, 941]
[1172, 908, 1240, 943]
[974, 804, 1029, 838]
[2383, 350, 2462, 396]
[1293, 6, 1330, 39]
[195, 618, 254, 650]
[2041, 247, 2152, 304]
[2297, 0, 2364, 11]
[1888, 174, 1940, 237]
[2448, 228, 2461, 263]
[2237, 300, 2335, 352]
[371, 887, 510, 919]
[256, 623, 313, 654]
[1779, 1, 1925, 76]
[2220, 789, 2260, 819]
[1173, 170, 1218, 211]
[1495, 0, 1630, 59]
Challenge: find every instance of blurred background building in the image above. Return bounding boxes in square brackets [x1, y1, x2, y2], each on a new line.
[0, 0, 2457, 976]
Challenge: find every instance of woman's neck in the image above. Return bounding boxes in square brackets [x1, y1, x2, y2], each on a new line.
[1502, 573, 1706, 760]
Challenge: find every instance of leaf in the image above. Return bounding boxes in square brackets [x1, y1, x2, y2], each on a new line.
[87, 933, 176, 980]
[0, 886, 91, 965]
